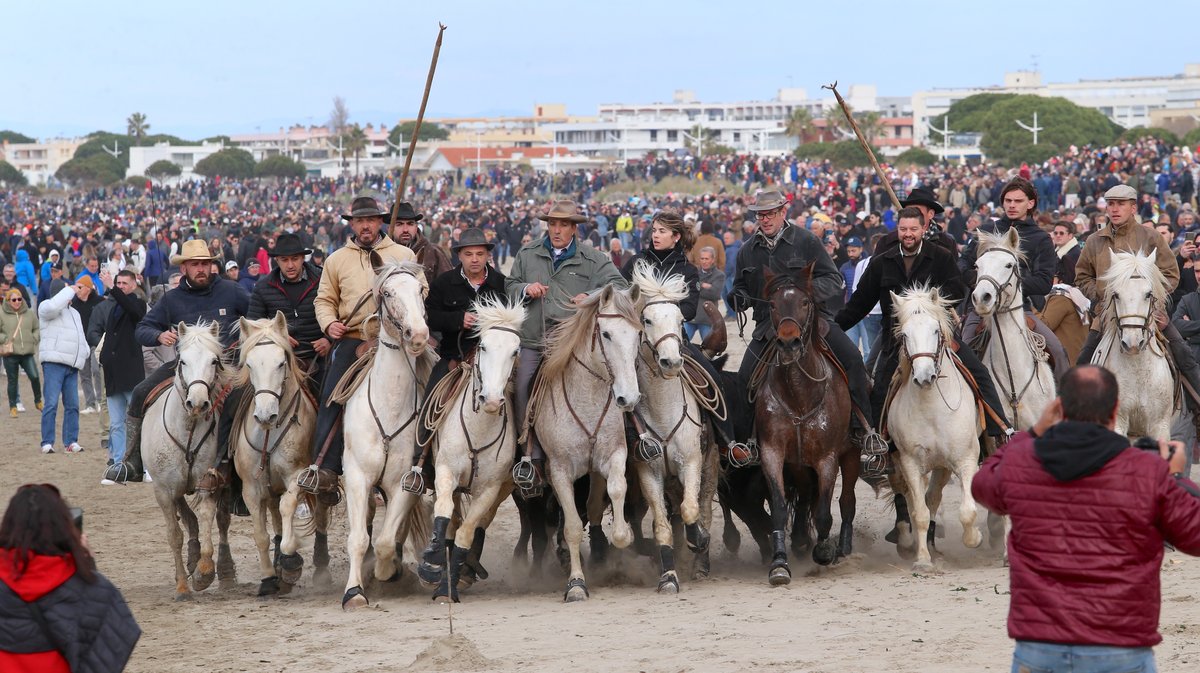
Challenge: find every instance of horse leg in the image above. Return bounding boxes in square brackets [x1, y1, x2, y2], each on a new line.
[899, 457, 934, 572]
[923, 468, 952, 557]
[248, 481, 278, 596]
[178, 497, 201, 577]
[157, 491, 190, 601]
[549, 467, 588, 602]
[425, 467, 459, 596]
[192, 492, 218, 592]
[790, 470, 813, 558]
[341, 470, 372, 610]
[955, 459, 983, 550]
[604, 456, 634, 550]
[460, 482, 511, 590]
[760, 446, 791, 585]
[511, 491, 532, 564]
[529, 493, 551, 574]
[215, 491, 236, 588]
[372, 488, 418, 584]
[836, 448, 860, 559]
[276, 484, 306, 588]
[587, 473, 614, 563]
[810, 458, 840, 566]
[888, 470, 917, 560]
[313, 502, 332, 586]
[444, 483, 504, 600]
[678, 450, 708, 558]
[635, 461, 677, 594]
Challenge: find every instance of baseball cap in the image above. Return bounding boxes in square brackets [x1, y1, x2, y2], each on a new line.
[845, 237, 864, 248]
[225, 260, 239, 271]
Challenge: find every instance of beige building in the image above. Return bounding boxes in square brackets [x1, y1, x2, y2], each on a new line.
[1, 137, 85, 185]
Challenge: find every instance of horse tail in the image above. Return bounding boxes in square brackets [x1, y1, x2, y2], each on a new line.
[399, 494, 433, 559]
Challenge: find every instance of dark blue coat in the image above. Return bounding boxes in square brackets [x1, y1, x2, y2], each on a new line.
[136, 275, 249, 347]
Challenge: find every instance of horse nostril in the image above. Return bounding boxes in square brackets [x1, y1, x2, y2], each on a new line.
[659, 358, 671, 368]
[616, 396, 628, 407]
[477, 393, 486, 405]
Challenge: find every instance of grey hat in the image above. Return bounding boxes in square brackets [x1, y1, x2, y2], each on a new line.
[746, 189, 789, 212]
[1104, 184, 1138, 201]
[451, 228, 495, 252]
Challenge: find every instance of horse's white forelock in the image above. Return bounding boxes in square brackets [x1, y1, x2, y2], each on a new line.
[892, 284, 955, 342]
[472, 294, 526, 335]
[179, 319, 224, 357]
[1100, 249, 1167, 304]
[631, 259, 689, 304]
[372, 260, 429, 297]
[976, 228, 1028, 267]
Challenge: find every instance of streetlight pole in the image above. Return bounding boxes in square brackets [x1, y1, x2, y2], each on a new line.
[1015, 111, 1042, 145]
[927, 116, 953, 159]
[475, 129, 482, 173]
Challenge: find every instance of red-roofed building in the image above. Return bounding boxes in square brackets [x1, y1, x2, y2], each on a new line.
[424, 146, 573, 172]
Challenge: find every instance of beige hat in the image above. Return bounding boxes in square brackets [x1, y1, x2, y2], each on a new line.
[170, 239, 217, 265]
[536, 199, 588, 223]
[747, 189, 788, 212]
[1104, 184, 1138, 201]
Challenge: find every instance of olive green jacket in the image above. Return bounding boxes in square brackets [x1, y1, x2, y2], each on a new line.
[0, 301, 39, 355]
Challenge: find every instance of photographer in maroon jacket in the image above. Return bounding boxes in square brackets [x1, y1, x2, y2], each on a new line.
[973, 364, 1200, 673]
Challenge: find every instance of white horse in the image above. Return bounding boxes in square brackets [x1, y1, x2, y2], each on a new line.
[888, 286, 984, 572]
[340, 261, 435, 610]
[971, 228, 1056, 430]
[527, 283, 642, 602]
[629, 262, 713, 592]
[144, 321, 234, 601]
[417, 296, 525, 602]
[230, 312, 326, 597]
[1092, 249, 1176, 439]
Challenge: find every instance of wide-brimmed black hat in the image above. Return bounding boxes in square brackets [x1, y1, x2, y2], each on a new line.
[268, 233, 313, 258]
[341, 196, 388, 221]
[900, 187, 945, 214]
[451, 228, 495, 252]
[384, 201, 423, 223]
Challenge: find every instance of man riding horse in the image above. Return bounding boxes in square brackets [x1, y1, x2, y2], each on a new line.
[729, 189, 885, 462]
[296, 196, 417, 499]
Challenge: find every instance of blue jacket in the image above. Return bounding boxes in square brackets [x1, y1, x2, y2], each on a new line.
[144, 242, 168, 279]
[14, 250, 36, 291]
[136, 276, 249, 347]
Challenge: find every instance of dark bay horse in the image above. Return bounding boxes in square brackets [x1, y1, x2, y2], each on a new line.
[755, 265, 860, 585]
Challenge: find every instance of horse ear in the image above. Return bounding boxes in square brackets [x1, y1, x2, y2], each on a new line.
[1006, 226, 1020, 247]
[889, 290, 901, 306]
[176, 321, 188, 337]
[238, 317, 251, 337]
[272, 310, 288, 334]
[801, 261, 815, 285]
[600, 284, 613, 304]
[762, 267, 776, 298]
[208, 322, 221, 338]
[627, 283, 641, 305]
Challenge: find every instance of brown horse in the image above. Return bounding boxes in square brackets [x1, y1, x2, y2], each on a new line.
[754, 265, 860, 585]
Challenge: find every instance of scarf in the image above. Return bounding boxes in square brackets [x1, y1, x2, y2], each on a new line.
[755, 222, 790, 251]
[1055, 237, 1079, 259]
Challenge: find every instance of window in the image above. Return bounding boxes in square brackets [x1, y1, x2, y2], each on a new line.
[667, 130, 678, 142]
[733, 132, 741, 142]
[649, 130, 658, 142]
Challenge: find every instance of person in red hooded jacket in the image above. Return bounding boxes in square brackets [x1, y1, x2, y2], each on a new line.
[0, 484, 140, 672]
[973, 365, 1200, 673]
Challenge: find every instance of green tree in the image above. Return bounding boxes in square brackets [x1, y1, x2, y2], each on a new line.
[785, 108, 815, 143]
[823, 107, 852, 140]
[126, 112, 150, 143]
[1120, 127, 1181, 147]
[388, 121, 449, 146]
[978, 95, 1121, 165]
[895, 147, 939, 167]
[255, 155, 307, 179]
[929, 93, 1019, 132]
[342, 125, 368, 176]
[795, 140, 878, 169]
[0, 161, 28, 186]
[0, 130, 35, 144]
[125, 175, 150, 189]
[1185, 128, 1200, 148]
[56, 153, 125, 186]
[71, 132, 194, 169]
[145, 159, 182, 181]
[193, 148, 256, 179]
[855, 111, 885, 144]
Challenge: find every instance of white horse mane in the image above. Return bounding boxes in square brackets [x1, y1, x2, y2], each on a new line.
[471, 294, 526, 335]
[230, 317, 306, 389]
[631, 260, 689, 304]
[179, 319, 225, 356]
[976, 228, 1028, 266]
[372, 260, 429, 296]
[1099, 249, 1168, 305]
[892, 285, 956, 375]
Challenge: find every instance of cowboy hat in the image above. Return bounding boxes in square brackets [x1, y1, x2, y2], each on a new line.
[536, 199, 588, 223]
[383, 201, 423, 223]
[900, 187, 945, 214]
[451, 228, 495, 252]
[746, 189, 789, 212]
[340, 196, 389, 221]
[170, 239, 217, 265]
[268, 233, 313, 258]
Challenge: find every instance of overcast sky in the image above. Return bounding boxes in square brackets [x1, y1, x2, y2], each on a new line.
[3, 0, 1196, 140]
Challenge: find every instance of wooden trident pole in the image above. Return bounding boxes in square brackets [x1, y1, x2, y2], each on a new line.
[821, 81, 901, 211]
[390, 23, 447, 236]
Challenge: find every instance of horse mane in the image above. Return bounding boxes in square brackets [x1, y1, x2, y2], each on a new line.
[539, 284, 639, 383]
[471, 294, 526, 336]
[630, 260, 689, 305]
[230, 318, 306, 389]
[763, 264, 814, 298]
[372, 260, 429, 296]
[178, 320, 234, 387]
[975, 229, 1028, 266]
[1099, 249, 1168, 305]
[892, 285, 956, 379]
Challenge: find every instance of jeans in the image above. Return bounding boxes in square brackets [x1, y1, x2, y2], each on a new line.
[41, 362, 80, 447]
[1012, 641, 1156, 673]
[847, 313, 882, 359]
[310, 338, 362, 474]
[80, 349, 103, 409]
[684, 322, 712, 343]
[4, 354, 40, 408]
[514, 347, 543, 459]
[106, 391, 132, 463]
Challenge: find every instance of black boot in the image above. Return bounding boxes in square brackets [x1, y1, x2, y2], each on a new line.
[101, 416, 144, 484]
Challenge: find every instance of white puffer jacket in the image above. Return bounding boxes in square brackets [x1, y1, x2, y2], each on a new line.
[38, 285, 90, 369]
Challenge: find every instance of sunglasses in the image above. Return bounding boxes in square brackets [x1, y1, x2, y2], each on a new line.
[9, 298, 21, 303]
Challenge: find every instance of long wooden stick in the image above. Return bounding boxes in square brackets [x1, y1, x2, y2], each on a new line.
[391, 23, 447, 234]
[822, 81, 901, 210]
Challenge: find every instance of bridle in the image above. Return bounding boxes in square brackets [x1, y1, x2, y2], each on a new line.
[639, 299, 684, 372]
[975, 247, 1023, 314]
[468, 326, 522, 414]
[769, 284, 816, 364]
[1108, 274, 1157, 342]
[370, 266, 426, 352]
[900, 328, 946, 380]
[173, 344, 222, 409]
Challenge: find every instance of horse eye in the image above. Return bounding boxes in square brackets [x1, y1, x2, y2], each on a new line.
[512, 350, 520, 358]
[1145, 292, 1152, 300]
[1005, 263, 1014, 268]
[643, 318, 651, 326]
[479, 345, 487, 353]
[277, 362, 285, 369]
[602, 331, 611, 340]
[211, 358, 219, 366]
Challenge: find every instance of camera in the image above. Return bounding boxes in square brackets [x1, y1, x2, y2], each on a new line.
[1134, 436, 1174, 458]
[69, 507, 83, 532]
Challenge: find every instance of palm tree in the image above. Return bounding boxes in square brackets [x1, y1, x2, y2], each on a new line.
[855, 111, 885, 144]
[785, 108, 815, 143]
[823, 107, 852, 141]
[343, 125, 368, 176]
[126, 112, 150, 142]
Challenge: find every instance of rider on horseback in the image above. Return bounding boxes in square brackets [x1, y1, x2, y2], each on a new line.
[505, 199, 626, 492]
[959, 177, 1069, 380]
[729, 189, 886, 461]
[1074, 184, 1200, 405]
[100, 240, 249, 493]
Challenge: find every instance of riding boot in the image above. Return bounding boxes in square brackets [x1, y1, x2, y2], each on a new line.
[1164, 322, 1200, 412]
[953, 337, 1011, 436]
[101, 412, 144, 484]
[1076, 330, 1102, 366]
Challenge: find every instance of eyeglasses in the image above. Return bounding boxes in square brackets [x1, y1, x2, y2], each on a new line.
[9, 298, 21, 303]
[755, 208, 783, 220]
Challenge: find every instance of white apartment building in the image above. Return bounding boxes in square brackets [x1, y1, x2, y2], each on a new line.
[126, 142, 226, 179]
[1, 137, 85, 185]
[229, 124, 395, 163]
[911, 64, 1200, 146]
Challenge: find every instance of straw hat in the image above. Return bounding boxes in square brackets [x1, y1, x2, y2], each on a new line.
[170, 239, 217, 265]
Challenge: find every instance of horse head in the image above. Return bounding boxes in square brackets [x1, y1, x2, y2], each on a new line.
[972, 228, 1024, 317]
[892, 286, 951, 388]
[595, 283, 642, 411]
[764, 263, 817, 355]
[374, 261, 430, 355]
[471, 296, 525, 415]
[175, 321, 225, 417]
[1101, 249, 1165, 355]
[238, 312, 293, 426]
[631, 261, 688, 378]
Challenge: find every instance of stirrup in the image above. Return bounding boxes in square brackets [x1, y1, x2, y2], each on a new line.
[635, 435, 664, 462]
[861, 452, 889, 480]
[401, 466, 426, 494]
[296, 465, 321, 495]
[512, 458, 543, 498]
[858, 428, 888, 456]
[724, 440, 759, 468]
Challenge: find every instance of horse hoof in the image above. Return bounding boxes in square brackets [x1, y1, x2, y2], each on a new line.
[656, 573, 680, 594]
[884, 526, 900, 544]
[432, 581, 460, 604]
[812, 541, 837, 566]
[174, 592, 193, 602]
[276, 553, 304, 585]
[912, 560, 936, 574]
[192, 571, 216, 592]
[277, 581, 294, 596]
[257, 576, 281, 597]
[382, 567, 403, 583]
[341, 587, 368, 610]
[693, 552, 711, 580]
[563, 578, 589, 602]
[685, 523, 710, 554]
[768, 564, 791, 586]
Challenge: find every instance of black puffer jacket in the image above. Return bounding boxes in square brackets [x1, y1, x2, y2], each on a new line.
[247, 262, 323, 359]
[959, 216, 1056, 309]
[621, 244, 700, 322]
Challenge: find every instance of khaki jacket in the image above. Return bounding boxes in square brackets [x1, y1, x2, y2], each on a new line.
[0, 301, 38, 355]
[314, 235, 416, 340]
[504, 237, 626, 349]
[1074, 220, 1177, 330]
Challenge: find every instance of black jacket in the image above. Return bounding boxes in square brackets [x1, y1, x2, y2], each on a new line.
[835, 240, 967, 341]
[426, 265, 507, 359]
[90, 288, 148, 394]
[137, 275, 249, 348]
[621, 244, 700, 322]
[959, 216, 1056, 309]
[247, 262, 323, 359]
[730, 223, 844, 340]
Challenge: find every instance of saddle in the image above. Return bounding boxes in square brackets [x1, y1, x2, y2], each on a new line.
[416, 357, 472, 448]
[968, 313, 1055, 374]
